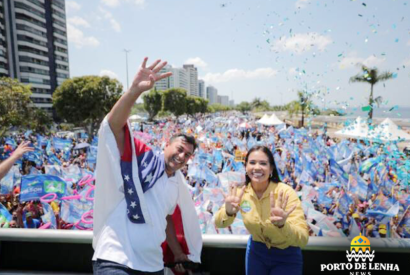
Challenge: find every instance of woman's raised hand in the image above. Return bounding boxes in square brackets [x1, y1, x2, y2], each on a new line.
[269, 190, 297, 228]
[222, 184, 246, 216]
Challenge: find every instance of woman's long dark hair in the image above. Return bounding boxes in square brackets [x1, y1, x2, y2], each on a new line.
[244, 145, 280, 185]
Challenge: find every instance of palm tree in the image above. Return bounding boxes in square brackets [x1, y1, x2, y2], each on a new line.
[286, 91, 313, 127]
[251, 97, 263, 109]
[350, 65, 393, 122]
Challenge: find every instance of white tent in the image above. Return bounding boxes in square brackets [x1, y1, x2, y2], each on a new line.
[369, 118, 410, 142]
[256, 114, 269, 124]
[256, 114, 270, 124]
[258, 113, 285, 126]
[129, 114, 143, 120]
[335, 116, 370, 139]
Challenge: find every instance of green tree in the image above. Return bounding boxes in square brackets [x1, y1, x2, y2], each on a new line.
[196, 97, 209, 114]
[186, 96, 198, 116]
[253, 100, 270, 112]
[286, 91, 315, 127]
[131, 102, 146, 115]
[350, 65, 393, 122]
[236, 101, 252, 114]
[186, 96, 209, 116]
[0, 77, 32, 137]
[52, 76, 122, 139]
[251, 97, 263, 109]
[271, 105, 287, 111]
[209, 103, 231, 113]
[162, 88, 187, 117]
[142, 89, 163, 120]
[29, 108, 53, 134]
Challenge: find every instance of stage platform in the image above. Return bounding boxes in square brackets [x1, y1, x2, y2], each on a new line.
[1, 230, 409, 275]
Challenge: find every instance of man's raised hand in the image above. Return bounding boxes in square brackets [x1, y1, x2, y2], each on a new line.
[130, 57, 172, 94]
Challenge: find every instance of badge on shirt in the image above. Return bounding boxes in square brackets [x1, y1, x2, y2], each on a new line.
[240, 200, 251, 213]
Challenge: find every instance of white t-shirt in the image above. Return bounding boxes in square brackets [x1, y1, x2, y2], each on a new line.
[92, 173, 179, 272]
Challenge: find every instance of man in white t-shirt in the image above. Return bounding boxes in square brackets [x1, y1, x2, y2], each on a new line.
[93, 57, 198, 274]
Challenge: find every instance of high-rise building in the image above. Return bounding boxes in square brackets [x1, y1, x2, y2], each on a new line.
[154, 64, 172, 91]
[218, 95, 229, 106]
[198, 79, 205, 99]
[0, 0, 70, 111]
[154, 64, 197, 96]
[229, 99, 235, 107]
[206, 85, 218, 105]
[170, 67, 189, 92]
[183, 64, 198, 97]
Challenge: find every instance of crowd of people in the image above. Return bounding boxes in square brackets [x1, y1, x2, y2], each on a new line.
[0, 112, 409, 239]
[0, 131, 96, 230]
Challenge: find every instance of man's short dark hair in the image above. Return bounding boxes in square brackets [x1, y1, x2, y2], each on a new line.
[169, 134, 197, 153]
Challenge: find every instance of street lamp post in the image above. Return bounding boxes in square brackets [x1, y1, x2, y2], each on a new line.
[123, 49, 131, 90]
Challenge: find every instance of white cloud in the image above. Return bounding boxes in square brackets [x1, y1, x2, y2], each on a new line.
[66, 1, 81, 12]
[339, 53, 385, 69]
[128, 0, 145, 6]
[288, 68, 298, 75]
[68, 16, 90, 28]
[295, 0, 310, 9]
[101, 0, 120, 7]
[271, 33, 332, 54]
[109, 19, 121, 32]
[101, 0, 145, 8]
[67, 24, 100, 48]
[100, 69, 119, 79]
[202, 68, 277, 84]
[185, 57, 208, 68]
[362, 55, 386, 67]
[99, 7, 122, 32]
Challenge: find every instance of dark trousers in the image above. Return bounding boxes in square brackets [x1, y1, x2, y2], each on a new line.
[245, 237, 303, 275]
[93, 259, 164, 275]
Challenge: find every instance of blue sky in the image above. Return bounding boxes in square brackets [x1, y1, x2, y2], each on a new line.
[66, 0, 410, 110]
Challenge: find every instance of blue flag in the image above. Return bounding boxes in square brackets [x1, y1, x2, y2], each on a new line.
[359, 157, 380, 174]
[0, 202, 12, 222]
[41, 202, 57, 229]
[329, 159, 349, 187]
[0, 168, 14, 194]
[20, 175, 66, 202]
[338, 191, 353, 215]
[348, 173, 368, 201]
[36, 135, 48, 147]
[52, 137, 73, 151]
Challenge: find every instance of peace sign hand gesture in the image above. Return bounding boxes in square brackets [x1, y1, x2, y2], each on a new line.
[269, 190, 297, 228]
[131, 57, 172, 94]
[222, 184, 246, 216]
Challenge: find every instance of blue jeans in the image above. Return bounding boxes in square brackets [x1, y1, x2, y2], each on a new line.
[245, 237, 303, 275]
[93, 259, 164, 275]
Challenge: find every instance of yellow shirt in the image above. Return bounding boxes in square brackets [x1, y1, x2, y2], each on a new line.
[214, 182, 309, 249]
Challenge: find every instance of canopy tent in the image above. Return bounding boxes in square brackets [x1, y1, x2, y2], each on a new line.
[369, 118, 410, 142]
[256, 114, 270, 124]
[129, 114, 143, 120]
[335, 117, 370, 139]
[257, 113, 285, 126]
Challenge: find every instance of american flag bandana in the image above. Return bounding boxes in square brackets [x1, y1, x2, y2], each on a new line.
[120, 126, 165, 223]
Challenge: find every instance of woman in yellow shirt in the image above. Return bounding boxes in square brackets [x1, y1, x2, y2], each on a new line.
[215, 145, 309, 275]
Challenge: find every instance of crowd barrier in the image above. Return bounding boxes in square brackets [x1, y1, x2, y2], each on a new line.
[0, 230, 409, 274]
